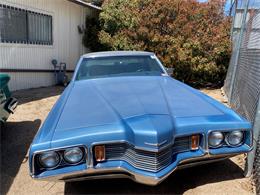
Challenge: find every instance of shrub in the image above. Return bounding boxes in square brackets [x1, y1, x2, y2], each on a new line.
[83, 16, 109, 51]
[98, 0, 231, 87]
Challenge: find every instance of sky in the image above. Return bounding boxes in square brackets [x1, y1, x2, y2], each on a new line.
[197, 0, 260, 12]
[197, 0, 233, 15]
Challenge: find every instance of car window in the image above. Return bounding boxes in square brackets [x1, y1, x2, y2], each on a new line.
[75, 55, 164, 81]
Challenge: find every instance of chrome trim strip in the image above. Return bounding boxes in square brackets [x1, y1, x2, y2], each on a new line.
[144, 139, 168, 147]
[178, 156, 229, 169]
[32, 164, 178, 186]
[63, 173, 131, 182]
[90, 134, 195, 153]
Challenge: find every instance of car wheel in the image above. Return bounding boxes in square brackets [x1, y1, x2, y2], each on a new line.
[254, 134, 260, 194]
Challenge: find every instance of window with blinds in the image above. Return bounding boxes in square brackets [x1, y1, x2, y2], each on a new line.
[0, 4, 53, 45]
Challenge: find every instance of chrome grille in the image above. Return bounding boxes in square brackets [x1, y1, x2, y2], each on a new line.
[104, 136, 191, 172]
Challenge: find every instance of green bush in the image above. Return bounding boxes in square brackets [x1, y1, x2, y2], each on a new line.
[91, 0, 231, 86]
[83, 16, 109, 51]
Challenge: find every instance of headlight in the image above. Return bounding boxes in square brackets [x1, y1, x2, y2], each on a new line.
[38, 151, 60, 168]
[208, 131, 224, 148]
[226, 131, 244, 146]
[64, 147, 83, 164]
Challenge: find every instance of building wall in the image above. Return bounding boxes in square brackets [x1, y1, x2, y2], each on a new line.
[0, 0, 94, 91]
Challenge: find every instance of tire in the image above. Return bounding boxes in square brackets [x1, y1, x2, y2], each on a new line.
[254, 134, 260, 194]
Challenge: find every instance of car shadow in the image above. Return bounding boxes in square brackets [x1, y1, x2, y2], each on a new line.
[13, 86, 64, 105]
[64, 159, 244, 194]
[0, 119, 41, 195]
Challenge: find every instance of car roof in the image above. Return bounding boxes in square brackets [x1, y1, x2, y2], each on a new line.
[81, 51, 155, 58]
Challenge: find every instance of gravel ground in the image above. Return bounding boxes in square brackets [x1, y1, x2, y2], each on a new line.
[0, 86, 256, 195]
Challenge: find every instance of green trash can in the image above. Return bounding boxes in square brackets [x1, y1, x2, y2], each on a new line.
[0, 73, 18, 123]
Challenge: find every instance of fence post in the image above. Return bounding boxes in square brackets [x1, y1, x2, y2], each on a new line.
[228, 0, 250, 101]
[245, 97, 260, 177]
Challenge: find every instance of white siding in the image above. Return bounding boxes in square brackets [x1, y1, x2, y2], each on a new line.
[0, 0, 95, 91]
[6, 72, 55, 90]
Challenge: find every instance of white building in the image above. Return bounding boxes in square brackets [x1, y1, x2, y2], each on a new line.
[0, 0, 99, 91]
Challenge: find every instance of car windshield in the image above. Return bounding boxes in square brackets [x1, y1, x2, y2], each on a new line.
[75, 55, 165, 81]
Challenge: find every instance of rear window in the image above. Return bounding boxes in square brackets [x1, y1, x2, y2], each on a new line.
[75, 55, 164, 81]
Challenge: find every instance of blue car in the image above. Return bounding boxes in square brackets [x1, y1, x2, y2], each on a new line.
[29, 51, 252, 185]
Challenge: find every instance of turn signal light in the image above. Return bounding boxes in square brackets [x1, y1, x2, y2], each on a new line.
[191, 135, 200, 150]
[94, 145, 106, 162]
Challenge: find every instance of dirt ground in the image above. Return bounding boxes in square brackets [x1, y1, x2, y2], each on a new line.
[0, 86, 256, 195]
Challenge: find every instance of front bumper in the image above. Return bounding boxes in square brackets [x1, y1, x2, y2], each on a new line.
[31, 145, 251, 185]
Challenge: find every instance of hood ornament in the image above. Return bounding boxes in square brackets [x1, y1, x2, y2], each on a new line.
[144, 139, 168, 147]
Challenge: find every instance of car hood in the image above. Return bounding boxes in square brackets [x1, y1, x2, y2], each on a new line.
[49, 76, 240, 149]
[57, 76, 224, 128]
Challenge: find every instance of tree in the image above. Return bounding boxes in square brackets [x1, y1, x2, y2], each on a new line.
[98, 0, 231, 86]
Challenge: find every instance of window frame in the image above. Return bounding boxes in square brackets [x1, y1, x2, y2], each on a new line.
[0, 4, 53, 45]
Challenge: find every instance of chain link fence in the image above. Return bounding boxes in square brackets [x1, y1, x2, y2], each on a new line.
[223, 0, 260, 190]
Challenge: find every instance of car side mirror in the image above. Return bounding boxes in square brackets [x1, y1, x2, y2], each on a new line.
[166, 67, 174, 75]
